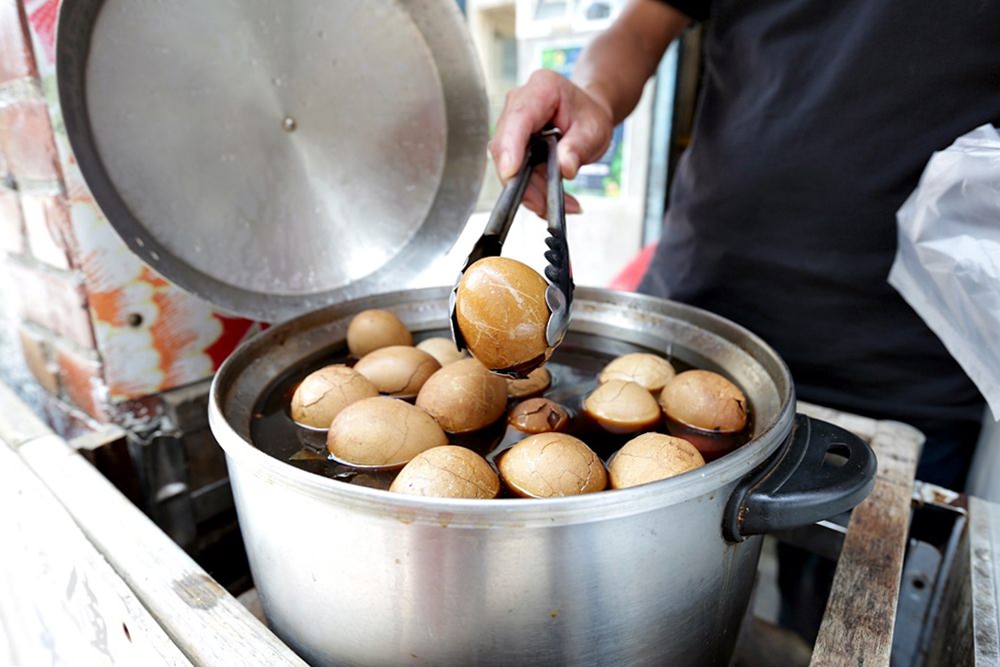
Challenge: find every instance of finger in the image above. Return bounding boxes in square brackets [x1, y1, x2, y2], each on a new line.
[557, 97, 613, 180]
[521, 181, 548, 218]
[492, 71, 565, 181]
[565, 193, 583, 214]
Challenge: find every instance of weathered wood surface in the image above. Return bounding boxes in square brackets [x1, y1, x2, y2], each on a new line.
[0, 434, 193, 666]
[969, 496, 1000, 666]
[0, 382, 309, 667]
[809, 418, 923, 666]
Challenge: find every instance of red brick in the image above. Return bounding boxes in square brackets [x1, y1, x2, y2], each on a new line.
[21, 191, 73, 268]
[5, 260, 96, 348]
[17, 324, 58, 395]
[0, 1, 37, 83]
[55, 344, 109, 421]
[0, 184, 24, 254]
[0, 100, 61, 184]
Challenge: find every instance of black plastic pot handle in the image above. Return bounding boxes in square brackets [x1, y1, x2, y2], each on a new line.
[723, 414, 878, 542]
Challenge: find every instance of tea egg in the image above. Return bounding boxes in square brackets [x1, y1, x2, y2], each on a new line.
[508, 398, 569, 434]
[416, 337, 467, 366]
[598, 353, 676, 395]
[290, 365, 379, 429]
[507, 366, 552, 399]
[583, 380, 662, 434]
[454, 256, 551, 374]
[415, 358, 508, 433]
[389, 446, 500, 499]
[658, 370, 748, 433]
[326, 397, 447, 468]
[354, 345, 441, 398]
[346, 309, 412, 357]
[499, 433, 607, 498]
[608, 433, 705, 489]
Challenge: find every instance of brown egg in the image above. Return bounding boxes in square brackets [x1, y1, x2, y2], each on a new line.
[608, 433, 705, 489]
[499, 433, 607, 498]
[507, 366, 552, 399]
[415, 358, 508, 433]
[346, 309, 413, 357]
[583, 380, 662, 434]
[354, 345, 441, 398]
[416, 337, 467, 366]
[598, 353, 676, 395]
[327, 397, 448, 468]
[658, 370, 748, 433]
[289, 365, 379, 429]
[508, 398, 569, 434]
[454, 256, 551, 374]
[389, 446, 500, 499]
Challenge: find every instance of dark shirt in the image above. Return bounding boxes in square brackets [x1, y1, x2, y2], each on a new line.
[640, 0, 1000, 437]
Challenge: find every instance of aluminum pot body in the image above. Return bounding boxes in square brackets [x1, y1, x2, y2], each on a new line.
[210, 287, 798, 666]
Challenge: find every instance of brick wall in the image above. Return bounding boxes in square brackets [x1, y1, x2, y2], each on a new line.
[0, 0, 108, 431]
[0, 0, 258, 435]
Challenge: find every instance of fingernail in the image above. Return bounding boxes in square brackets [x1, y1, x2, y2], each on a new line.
[498, 150, 515, 180]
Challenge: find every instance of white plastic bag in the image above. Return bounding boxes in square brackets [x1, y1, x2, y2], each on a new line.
[889, 123, 1000, 420]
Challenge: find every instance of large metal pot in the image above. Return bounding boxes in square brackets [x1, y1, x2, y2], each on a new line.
[209, 286, 876, 667]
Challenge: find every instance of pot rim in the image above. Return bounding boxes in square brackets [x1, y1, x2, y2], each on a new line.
[209, 286, 797, 528]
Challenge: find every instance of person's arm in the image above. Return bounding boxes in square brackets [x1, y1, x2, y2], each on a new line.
[489, 0, 691, 214]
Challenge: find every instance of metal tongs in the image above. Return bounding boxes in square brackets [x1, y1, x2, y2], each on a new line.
[449, 128, 574, 377]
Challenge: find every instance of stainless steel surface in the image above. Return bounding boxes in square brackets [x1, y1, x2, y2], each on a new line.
[210, 287, 798, 666]
[57, 0, 488, 321]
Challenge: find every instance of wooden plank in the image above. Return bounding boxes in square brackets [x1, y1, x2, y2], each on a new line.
[0, 381, 54, 449]
[796, 401, 879, 443]
[809, 419, 922, 666]
[0, 435, 193, 667]
[969, 496, 1000, 665]
[10, 419, 309, 667]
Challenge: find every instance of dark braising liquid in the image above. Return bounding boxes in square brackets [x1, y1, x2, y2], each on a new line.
[250, 331, 753, 491]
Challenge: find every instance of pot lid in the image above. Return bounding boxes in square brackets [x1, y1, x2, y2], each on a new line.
[56, 0, 488, 322]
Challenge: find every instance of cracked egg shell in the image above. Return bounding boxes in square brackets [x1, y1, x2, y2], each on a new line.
[415, 358, 508, 433]
[454, 256, 551, 374]
[354, 346, 441, 398]
[389, 446, 500, 499]
[608, 433, 705, 489]
[326, 397, 448, 468]
[508, 398, 569, 434]
[658, 370, 748, 433]
[583, 380, 662, 434]
[498, 433, 607, 498]
[598, 353, 676, 395]
[416, 337, 467, 366]
[507, 366, 551, 399]
[346, 309, 413, 357]
[290, 365, 379, 429]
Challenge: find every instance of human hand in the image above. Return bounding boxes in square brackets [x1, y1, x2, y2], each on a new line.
[488, 69, 615, 217]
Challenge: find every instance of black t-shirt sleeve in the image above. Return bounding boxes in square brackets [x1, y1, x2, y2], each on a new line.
[654, 0, 710, 22]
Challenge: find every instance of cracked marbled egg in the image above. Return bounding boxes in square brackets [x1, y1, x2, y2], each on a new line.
[658, 370, 748, 433]
[583, 379, 662, 434]
[454, 256, 551, 374]
[415, 358, 508, 433]
[608, 433, 705, 489]
[498, 433, 607, 498]
[289, 364, 379, 429]
[354, 345, 441, 398]
[346, 309, 413, 357]
[326, 396, 448, 468]
[389, 446, 500, 499]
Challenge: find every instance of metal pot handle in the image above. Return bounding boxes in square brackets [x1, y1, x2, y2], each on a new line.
[722, 414, 877, 542]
